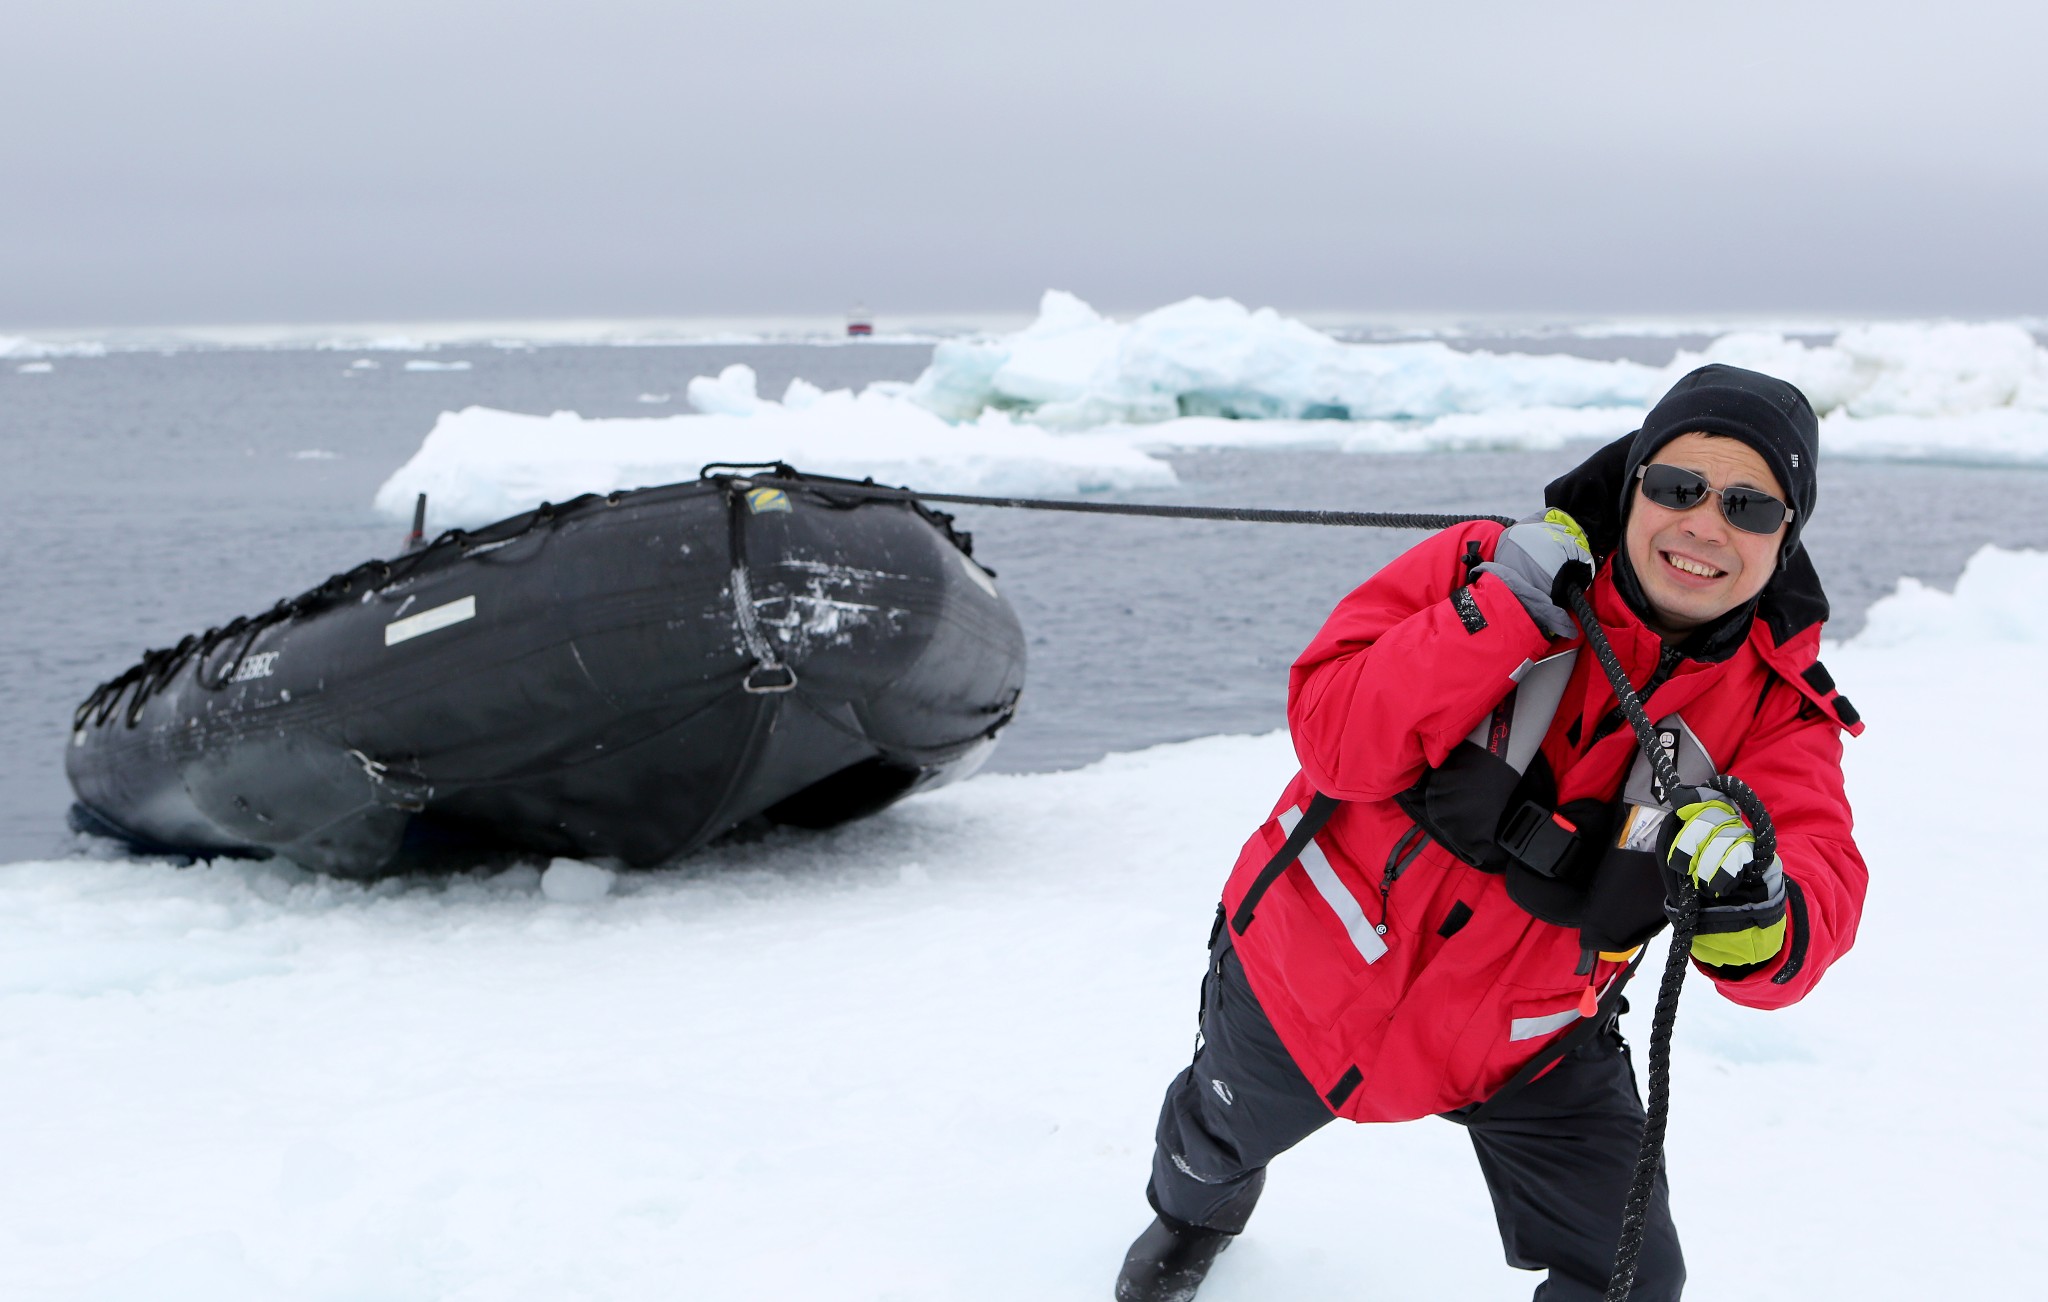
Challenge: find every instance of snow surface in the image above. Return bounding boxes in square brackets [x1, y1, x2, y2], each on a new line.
[2, 547, 2042, 1299]
[370, 369, 1176, 527]
[368, 295, 2048, 527]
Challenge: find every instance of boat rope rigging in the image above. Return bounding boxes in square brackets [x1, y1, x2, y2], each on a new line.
[708, 468, 1517, 532]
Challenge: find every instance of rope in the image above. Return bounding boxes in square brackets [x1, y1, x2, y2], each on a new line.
[1605, 881, 1696, 1300]
[717, 473, 1516, 531]
[1566, 586, 1777, 1300]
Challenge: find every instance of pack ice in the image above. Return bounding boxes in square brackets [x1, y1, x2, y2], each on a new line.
[372, 295, 2048, 528]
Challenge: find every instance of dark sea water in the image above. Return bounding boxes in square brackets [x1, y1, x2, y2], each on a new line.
[7, 341, 2047, 863]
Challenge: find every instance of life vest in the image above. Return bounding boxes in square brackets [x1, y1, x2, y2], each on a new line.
[1234, 659, 1719, 961]
[1391, 648, 1719, 957]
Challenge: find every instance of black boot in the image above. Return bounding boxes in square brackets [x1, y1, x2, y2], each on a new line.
[1114, 1214, 1234, 1302]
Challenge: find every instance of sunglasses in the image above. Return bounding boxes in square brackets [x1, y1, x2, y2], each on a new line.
[1635, 463, 1793, 535]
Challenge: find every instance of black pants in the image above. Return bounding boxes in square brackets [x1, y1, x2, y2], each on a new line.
[1147, 936, 1685, 1300]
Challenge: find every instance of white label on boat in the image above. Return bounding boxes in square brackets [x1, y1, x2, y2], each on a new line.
[385, 595, 476, 646]
[230, 651, 279, 682]
[960, 551, 999, 597]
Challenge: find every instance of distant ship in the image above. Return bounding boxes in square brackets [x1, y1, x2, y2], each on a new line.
[846, 303, 874, 337]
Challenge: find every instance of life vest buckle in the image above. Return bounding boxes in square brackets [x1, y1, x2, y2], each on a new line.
[1500, 800, 1580, 878]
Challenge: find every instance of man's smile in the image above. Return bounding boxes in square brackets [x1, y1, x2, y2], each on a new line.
[1660, 550, 1726, 582]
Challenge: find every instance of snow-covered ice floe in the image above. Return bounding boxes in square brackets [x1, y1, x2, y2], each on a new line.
[372, 368, 1176, 527]
[1, 547, 2041, 1298]
[371, 296, 2048, 525]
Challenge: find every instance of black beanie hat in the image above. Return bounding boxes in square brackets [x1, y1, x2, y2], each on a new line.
[1621, 363, 1820, 555]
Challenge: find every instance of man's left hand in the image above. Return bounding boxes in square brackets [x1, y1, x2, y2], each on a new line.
[1666, 794, 1790, 969]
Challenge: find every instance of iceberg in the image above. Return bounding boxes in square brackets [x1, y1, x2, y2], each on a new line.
[1659, 322, 2048, 465]
[1665, 321, 2048, 419]
[903, 293, 2048, 466]
[909, 291, 1663, 428]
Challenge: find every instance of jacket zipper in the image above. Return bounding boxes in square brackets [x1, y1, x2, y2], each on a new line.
[1379, 824, 1430, 933]
[1592, 642, 1685, 743]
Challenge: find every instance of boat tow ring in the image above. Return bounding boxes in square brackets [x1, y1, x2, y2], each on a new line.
[743, 663, 799, 694]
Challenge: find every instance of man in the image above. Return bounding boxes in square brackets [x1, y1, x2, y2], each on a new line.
[1116, 365, 1866, 1301]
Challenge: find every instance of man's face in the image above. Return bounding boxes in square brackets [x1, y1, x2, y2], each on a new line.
[1623, 431, 1789, 638]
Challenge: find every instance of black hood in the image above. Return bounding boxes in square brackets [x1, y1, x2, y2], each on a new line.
[1545, 431, 1831, 650]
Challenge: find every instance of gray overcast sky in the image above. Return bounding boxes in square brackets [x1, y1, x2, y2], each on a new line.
[3, 0, 2043, 328]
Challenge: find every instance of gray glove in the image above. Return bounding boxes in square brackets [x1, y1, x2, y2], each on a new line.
[1474, 509, 1593, 639]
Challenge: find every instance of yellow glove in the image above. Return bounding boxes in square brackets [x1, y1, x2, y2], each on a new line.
[1667, 796, 1789, 969]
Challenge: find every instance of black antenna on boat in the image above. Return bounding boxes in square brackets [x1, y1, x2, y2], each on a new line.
[406, 493, 428, 552]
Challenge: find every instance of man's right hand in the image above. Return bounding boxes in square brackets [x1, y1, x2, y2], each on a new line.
[1665, 793, 1789, 969]
[1474, 509, 1593, 638]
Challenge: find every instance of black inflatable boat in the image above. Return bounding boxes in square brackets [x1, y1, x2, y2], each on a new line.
[67, 466, 1026, 876]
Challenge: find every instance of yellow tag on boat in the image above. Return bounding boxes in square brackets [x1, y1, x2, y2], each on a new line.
[746, 487, 792, 514]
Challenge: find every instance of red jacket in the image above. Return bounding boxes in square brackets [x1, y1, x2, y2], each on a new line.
[1221, 520, 1866, 1124]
